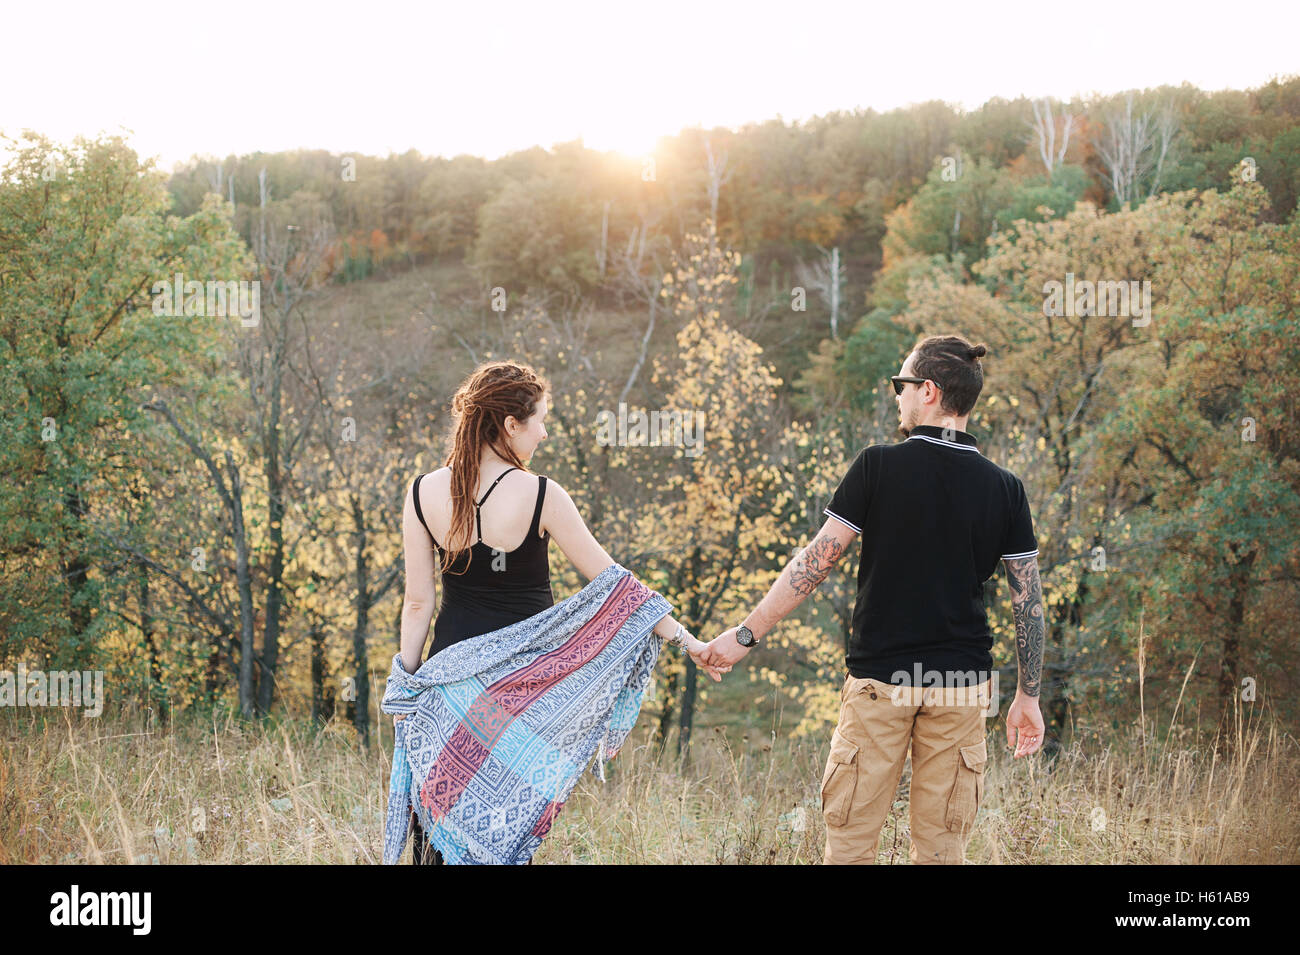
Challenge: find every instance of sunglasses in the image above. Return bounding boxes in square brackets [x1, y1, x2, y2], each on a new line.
[890, 376, 942, 396]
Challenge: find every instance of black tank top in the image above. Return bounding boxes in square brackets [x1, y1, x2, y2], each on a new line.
[411, 467, 553, 661]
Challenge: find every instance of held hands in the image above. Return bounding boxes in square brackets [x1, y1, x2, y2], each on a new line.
[681, 632, 731, 682]
[698, 627, 752, 669]
[396, 632, 734, 725]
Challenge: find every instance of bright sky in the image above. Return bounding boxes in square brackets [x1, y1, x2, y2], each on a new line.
[4, 0, 1297, 171]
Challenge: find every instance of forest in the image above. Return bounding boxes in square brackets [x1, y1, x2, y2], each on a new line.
[3, 77, 1298, 763]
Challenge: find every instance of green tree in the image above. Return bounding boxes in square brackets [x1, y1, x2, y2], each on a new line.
[0, 133, 247, 668]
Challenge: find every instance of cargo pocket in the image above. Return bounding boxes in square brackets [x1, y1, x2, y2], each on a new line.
[943, 738, 987, 832]
[820, 730, 859, 828]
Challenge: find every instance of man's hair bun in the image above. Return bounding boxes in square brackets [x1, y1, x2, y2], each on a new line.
[967, 343, 987, 360]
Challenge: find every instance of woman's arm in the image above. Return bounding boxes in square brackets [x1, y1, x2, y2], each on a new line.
[399, 479, 437, 676]
[543, 479, 728, 680]
[540, 479, 617, 584]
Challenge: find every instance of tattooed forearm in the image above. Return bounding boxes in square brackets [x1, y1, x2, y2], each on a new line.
[788, 533, 846, 597]
[1005, 555, 1044, 697]
[744, 530, 849, 639]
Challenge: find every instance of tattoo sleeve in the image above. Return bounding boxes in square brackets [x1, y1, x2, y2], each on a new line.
[1004, 554, 1044, 697]
[788, 532, 846, 597]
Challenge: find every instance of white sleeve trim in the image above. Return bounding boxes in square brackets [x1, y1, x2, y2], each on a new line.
[824, 508, 862, 534]
[1001, 549, 1039, 560]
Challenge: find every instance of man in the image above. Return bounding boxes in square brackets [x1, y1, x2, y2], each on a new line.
[703, 334, 1045, 865]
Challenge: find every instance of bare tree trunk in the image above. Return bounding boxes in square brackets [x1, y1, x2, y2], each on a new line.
[350, 493, 373, 746]
[1218, 550, 1255, 728]
[1029, 98, 1075, 177]
[204, 640, 222, 706]
[654, 668, 679, 753]
[141, 399, 258, 717]
[310, 621, 332, 725]
[1147, 106, 1179, 199]
[678, 658, 698, 765]
[256, 354, 287, 717]
[829, 247, 840, 340]
[245, 194, 335, 716]
[612, 208, 666, 404]
[60, 483, 92, 640]
[703, 137, 732, 235]
[258, 167, 269, 261]
[675, 541, 731, 761]
[137, 560, 171, 723]
[1096, 92, 1177, 207]
[597, 198, 611, 278]
[795, 245, 846, 339]
[618, 282, 660, 406]
[228, 453, 257, 717]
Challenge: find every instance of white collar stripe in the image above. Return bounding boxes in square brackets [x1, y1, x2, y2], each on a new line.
[906, 434, 979, 452]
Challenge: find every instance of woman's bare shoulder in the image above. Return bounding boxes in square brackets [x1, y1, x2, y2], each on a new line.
[411, 468, 450, 506]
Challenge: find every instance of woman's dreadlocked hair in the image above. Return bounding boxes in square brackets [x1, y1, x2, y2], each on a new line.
[440, 361, 550, 576]
[911, 335, 988, 417]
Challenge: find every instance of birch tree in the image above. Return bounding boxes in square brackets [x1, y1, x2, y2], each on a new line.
[795, 245, 846, 339]
[703, 137, 732, 240]
[1029, 97, 1077, 177]
[1096, 92, 1180, 206]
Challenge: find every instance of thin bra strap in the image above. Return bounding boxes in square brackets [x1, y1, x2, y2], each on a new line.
[528, 476, 548, 540]
[474, 466, 520, 543]
[411, 473, 438, 546]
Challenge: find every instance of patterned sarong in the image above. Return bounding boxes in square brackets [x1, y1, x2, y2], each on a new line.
[380, 562, 670, 864]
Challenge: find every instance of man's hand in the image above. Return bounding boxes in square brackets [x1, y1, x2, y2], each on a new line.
[1006, 691, 1044, 758]
[681, 633, 731, 681]
[700, 627, 752, 668]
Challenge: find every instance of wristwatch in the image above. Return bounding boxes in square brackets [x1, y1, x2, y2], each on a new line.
[736, 624, 759, 647]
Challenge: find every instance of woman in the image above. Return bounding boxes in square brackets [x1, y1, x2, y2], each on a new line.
[394, 360, 724, 864]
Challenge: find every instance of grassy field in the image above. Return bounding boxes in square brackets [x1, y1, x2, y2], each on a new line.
[3, 686, 1296, 865]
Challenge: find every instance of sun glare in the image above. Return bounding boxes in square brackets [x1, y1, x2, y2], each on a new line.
[578, 125, 662, 162]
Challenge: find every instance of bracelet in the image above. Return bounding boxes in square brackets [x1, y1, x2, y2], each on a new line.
[670, 623, 687, 648]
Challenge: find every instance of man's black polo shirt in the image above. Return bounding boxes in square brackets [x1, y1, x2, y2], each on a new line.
[823, 424, 1038, 684]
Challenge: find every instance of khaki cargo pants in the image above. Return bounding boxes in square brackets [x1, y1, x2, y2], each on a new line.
[821, 675, 990, 864]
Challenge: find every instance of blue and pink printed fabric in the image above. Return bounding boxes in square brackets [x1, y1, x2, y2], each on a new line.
[380, 563, 669, 864]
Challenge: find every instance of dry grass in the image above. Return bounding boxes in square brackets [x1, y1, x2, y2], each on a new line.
[975, 697, 1299, 864]
[3, 689, 1297, 864]
[0, 706, 388, 864]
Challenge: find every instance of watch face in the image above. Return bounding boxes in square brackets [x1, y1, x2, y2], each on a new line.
[737, 626, 753, 646]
